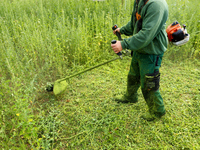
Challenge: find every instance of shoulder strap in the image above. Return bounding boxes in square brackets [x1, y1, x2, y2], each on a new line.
[141, 0, 149, 10]
[134, 0, 149, 32]
[135, 0, 149, 21]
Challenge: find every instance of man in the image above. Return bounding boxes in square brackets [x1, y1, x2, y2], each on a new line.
[111, 0, 168, 121]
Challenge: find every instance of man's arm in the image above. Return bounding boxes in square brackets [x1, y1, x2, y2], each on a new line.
[121, 2, 168, 51]
[120, 20, 134, 36]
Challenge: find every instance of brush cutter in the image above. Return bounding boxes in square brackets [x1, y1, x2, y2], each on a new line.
[46, 25, 130, 95]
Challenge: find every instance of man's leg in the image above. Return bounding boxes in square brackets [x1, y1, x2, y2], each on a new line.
[139, 53, 166, 119]
[124, 51, 140, 103]
[141, 89, 165, 117]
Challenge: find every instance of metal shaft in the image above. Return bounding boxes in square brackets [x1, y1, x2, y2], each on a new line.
[56, 57, 120, 83]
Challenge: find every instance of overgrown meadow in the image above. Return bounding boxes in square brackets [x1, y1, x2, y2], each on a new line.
[0, 0, 200, 149]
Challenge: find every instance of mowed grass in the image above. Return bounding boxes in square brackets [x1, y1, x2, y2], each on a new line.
[10, 57, 197, 149]
[0, 0, 200, 149]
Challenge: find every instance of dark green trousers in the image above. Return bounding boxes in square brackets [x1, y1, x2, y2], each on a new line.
[126, 51, 165, 117]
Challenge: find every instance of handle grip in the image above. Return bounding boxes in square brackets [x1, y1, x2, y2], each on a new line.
[112, 24, 122, 41]
[111, 40, 122, 57]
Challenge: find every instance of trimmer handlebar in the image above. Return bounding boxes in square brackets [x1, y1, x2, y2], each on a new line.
[112, 25, 122, 57]
[112, 24, 122, 41]
[111, 40, 122, 57]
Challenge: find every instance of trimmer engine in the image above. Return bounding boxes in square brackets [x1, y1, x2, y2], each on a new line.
[166, 21, 190, 46]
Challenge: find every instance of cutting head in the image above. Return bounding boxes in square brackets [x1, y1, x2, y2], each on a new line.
[53, 79, 68, 95]
[46, 79, 68, 95]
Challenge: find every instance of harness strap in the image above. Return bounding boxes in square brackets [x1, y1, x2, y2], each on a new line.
[135, 0, 149, 21]
[134, 0, 149, 33]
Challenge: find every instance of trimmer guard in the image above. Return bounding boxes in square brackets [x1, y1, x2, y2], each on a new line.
[53, 80, 68, 95]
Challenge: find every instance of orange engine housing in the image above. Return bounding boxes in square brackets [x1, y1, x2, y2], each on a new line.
[166, 23, 182, 41]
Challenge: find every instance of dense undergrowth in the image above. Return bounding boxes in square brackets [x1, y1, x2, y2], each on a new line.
[0, 0, 200, 149]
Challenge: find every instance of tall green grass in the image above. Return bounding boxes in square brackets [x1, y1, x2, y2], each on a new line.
[0, 0, 199, 82]
[0, 0, 132, 148]
[0, 0, 199, 149]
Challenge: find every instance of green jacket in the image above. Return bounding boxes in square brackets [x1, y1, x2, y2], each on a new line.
[120, 0, 169, 55]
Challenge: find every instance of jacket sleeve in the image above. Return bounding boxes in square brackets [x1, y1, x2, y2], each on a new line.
[121, 2, 166, 51]
[120, 20, 134, 36]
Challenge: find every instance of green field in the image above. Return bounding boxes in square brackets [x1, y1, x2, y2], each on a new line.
[0, 0, 200, 149]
